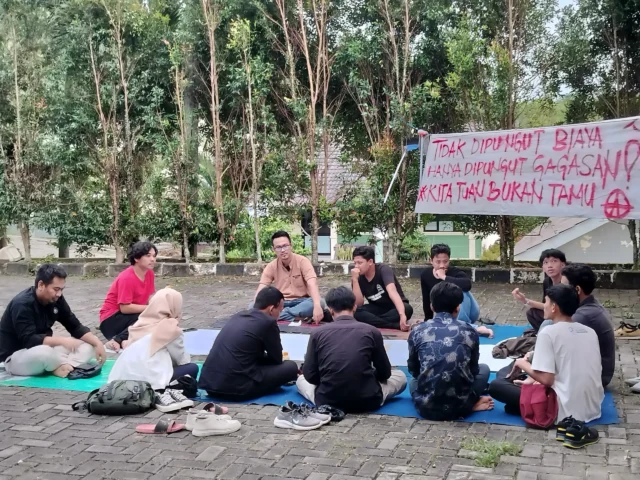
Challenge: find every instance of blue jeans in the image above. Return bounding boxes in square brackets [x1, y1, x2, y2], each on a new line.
[457, 292, 480, 324]
[538, 319, 553, 333]
[248, 297, 327, 321]
[279, 297, 327, 321]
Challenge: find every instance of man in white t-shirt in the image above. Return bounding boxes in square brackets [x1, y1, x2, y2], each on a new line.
[489, 284, 604, 425]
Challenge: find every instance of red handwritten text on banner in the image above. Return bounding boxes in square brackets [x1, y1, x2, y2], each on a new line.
[414, 117, 640, 220]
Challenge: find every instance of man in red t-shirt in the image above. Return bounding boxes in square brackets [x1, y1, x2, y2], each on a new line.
[99, 242, 157, 351]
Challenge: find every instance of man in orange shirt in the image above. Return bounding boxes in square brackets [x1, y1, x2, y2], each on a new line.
[253, 231, 328, 324]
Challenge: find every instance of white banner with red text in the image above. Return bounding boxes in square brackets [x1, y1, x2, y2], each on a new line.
[415, 117, 640, 220]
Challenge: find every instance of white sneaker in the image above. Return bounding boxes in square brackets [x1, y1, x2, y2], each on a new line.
[624, 376, 640, 386]
[155, 392, 182, 413]
[185, 409, 231, 431]
[191, 413, 241, 436]
[167, 389, 194, 410]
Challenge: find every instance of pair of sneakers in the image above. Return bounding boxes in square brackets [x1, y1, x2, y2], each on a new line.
[274, 401, 332, 430]
[155, 389, 194, 413]
[185, 403, 241, 436]
[556, 416, 599, 448]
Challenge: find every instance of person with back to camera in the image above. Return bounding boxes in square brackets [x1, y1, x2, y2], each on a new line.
[408, 281, 493, 420]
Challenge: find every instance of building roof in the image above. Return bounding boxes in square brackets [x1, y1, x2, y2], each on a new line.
[320, 143, 360, 203]
[514, 217, 589, 256]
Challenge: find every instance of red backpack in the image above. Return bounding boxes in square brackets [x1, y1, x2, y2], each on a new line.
[520, 383, 558, 428]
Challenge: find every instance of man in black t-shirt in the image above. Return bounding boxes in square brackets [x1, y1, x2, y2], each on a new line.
[351, 246, 414, 331]
[420, 244, 493, 337]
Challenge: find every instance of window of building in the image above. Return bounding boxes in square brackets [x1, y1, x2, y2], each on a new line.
[423, 218, 456, 232]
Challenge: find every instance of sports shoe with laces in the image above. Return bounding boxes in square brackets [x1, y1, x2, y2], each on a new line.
[285, 401, 331, 425]
[563, 420, 599, 449]
[274, 404, 323, 430]
[556, 416, 575, 442]
[155, 391, 182, 413]
[167, 389, 194, 410]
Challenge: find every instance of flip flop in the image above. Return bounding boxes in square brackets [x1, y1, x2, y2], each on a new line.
[136, 419, 185, 434]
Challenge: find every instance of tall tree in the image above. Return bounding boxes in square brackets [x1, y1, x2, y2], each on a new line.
[334, 0, 457, 262]
[445, 0, 556, 266]
[0, 0, 58, 261]
[554, 0, 640, 267]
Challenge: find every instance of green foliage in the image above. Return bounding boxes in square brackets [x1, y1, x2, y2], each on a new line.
[398, 233, 431, 263]
[481, 242, 500, 261]
[228, 215, 309, 261]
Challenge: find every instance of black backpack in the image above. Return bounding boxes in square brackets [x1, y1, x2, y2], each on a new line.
[72, 380, 156, 415]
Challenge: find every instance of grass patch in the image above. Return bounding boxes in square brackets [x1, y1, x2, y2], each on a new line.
[603, 300, 618, 308]
[623, 311, 635, 319]
[460, 437, 522, 468]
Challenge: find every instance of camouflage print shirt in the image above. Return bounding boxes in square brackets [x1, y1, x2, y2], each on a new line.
[407, 313, 480, 420]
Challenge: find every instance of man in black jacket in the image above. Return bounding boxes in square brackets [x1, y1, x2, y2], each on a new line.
[296, 286, 406, 412]
[0, 264, 106, 378]
[420, 244, 492, 336]
[199, 287, 298, 400]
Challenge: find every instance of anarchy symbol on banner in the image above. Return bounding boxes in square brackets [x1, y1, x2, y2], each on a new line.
[602, 188, 632, 219]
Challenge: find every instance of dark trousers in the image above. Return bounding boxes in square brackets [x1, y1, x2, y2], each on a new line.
[99, 312, 140, 344]
[488, 363, 521, 415]
[527, 308, 545, 333]
[172, 363, 199, 381]
[354, 302, 414, 330]
[207, 360, 299, 401]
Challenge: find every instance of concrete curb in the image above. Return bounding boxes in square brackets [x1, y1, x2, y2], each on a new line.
[1, 261, 638, 289]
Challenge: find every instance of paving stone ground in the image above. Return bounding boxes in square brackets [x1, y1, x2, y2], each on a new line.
[1, 274, 640, 480]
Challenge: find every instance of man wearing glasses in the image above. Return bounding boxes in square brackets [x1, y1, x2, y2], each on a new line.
[253, 231, 328, 324]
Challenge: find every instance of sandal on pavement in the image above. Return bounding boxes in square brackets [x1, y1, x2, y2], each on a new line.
[614, 321, 640, 339]
[136, 418, 185, 434]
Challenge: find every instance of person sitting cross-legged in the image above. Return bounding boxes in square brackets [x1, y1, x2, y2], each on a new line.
[199, 287, 299, 400]
[0, 264, 106, 378]
[408, 281, 493, 420]
[100, 241, 158, 351]
[252, 231, 328, 324]
[351, 246, 414, 331]
[489, 284, 604, 425]
[420, 243, 493, 337]
[296, 286, 407, 413]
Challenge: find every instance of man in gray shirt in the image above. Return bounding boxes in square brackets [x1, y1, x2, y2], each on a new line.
[561, 264, 615, 387]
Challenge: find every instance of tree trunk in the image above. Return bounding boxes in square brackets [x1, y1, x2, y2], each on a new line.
[629, 220, 639, 270]
[19, 222, 31, 262]
[58, 239, 70, 259]
[115, 246, 124, 264]
[310, 166, 319, 264]
[498, 216, 508, 268]
[189, 240, 197, 260]
[384, 231, 399, 264]
[0, 227, 7, 248]
[182, 223, 191, 266]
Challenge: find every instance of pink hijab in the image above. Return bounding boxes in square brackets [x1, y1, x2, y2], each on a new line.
[127, 288, 183, 356]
